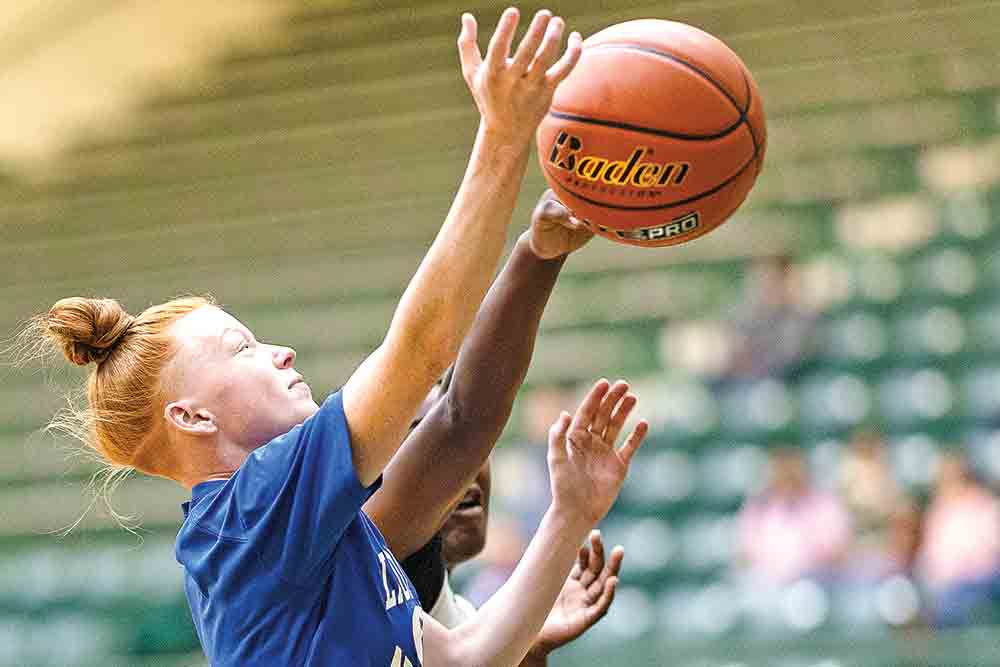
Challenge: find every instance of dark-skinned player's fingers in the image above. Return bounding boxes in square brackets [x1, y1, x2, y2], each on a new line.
[591, 380, 628, 439]
[617, 419, 649, 467]
[604, 393, 637, 445]
[457, 14, 482, 86]
[586, 577, 618, 623]
[533, 188, 558, 207]
[590, 545, 625, 596]
[545, 30, 582, 83]
[607, 545, 625, 576]
[571, 545, 589, 580]
[483, 7, 519, 72]
[528, 15, 565, 76]
[531, 189, 565, 225]
[536, 198, 571, 225]
[589, 530, 606, 574]
[569, 379, 610, 434]
[578, 530, 603, 588]
[511, 9, 551, 72]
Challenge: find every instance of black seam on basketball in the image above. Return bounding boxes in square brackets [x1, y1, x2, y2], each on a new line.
[547, 110, 744, 141]
[741, 69, 752, 115]
[543, 145, 756, 212]
[589, 43, 745, 117]
[741, 69, 759, 156]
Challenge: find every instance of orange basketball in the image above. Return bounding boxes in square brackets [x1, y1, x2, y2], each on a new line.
[537, 20, 767, 248]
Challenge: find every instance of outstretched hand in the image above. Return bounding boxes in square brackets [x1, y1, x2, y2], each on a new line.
[531, 530, 624, 657]
[458, 8, 582, 145]
[547, 379, 648, 526]
[526, 189, 594, 260]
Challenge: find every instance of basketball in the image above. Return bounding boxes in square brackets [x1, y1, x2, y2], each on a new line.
[537, 20, 767, 248]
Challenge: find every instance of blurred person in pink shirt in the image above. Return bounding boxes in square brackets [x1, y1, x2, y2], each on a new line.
[738, 447, 852, 583]
[839, 428, 921, 579]
[918, 452, 1000, 627]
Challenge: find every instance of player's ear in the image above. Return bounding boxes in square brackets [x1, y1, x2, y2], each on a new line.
[165, 401, 218, 436]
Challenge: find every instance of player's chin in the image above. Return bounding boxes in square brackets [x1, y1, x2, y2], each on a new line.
[288, 396, 320, 425]
[443, 526, 487, 565]
[443, 509, 487, 552]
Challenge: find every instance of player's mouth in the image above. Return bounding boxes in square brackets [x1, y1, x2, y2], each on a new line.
[452, 485, 484, 518]
[288, 375, 308, 392]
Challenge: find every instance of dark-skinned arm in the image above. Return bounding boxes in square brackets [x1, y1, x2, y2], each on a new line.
[363, 192, 591, 559]
[520, 650, 549, 667]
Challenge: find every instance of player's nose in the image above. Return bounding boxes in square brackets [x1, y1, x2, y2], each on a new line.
[272, 345, 296, 369]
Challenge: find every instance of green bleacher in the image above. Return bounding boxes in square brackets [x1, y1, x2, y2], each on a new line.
[1, 1, 999, 665]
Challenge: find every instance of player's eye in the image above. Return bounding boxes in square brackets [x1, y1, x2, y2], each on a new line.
[238, 341, 250, 353]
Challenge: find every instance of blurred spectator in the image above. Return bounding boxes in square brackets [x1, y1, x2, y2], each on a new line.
[839, 427, 920, 578]
[724, 255, 816, 381]
[917, 452, 1000, 627]
[737, 447, 852, 584]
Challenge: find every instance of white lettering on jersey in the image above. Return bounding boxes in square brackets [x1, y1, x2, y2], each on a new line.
[378, 552, 399, 610]
[412, 607, 424, 664]
[388, 608, 424, 667]
[378, 548, 413, 610]
[389, 550, 413, 602]
[390, 646, 413, 667]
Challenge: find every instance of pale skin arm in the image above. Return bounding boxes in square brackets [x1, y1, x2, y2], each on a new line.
[422, 380, 650, 667]
[342, 8, 582, 486]
[520, 531, 625, 666]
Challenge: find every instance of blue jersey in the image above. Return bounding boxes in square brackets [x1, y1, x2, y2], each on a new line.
[175, 391, 424, 666]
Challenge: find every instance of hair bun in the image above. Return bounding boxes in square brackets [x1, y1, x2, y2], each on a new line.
[45, 297, 135, 367]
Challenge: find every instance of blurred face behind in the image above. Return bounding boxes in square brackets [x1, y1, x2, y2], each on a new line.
[168, 306, 319, 450]
[771, 449, 808, 496]
[440, 460, 492, 567]
[935, 454, 970, 496]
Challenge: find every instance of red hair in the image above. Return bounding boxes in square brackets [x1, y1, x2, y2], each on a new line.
[19, 295, 213, 529]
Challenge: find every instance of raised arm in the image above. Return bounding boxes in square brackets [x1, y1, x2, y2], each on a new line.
[422, 380, 649, 667]
[342, 9, 582, 486]
[365, 191, 592, 558]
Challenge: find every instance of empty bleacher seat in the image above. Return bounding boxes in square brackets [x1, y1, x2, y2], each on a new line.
[893, 305, 967, 359]
[621, 449, 698, 508]
[907, 247, 979, 299]
[968, 302, 1000, 354]
[967, 429, 1000, 485]
[677, 514, 736, 574]
[698, 444, 769, 506]
[799, 373, 872, 431]
[878, 369, 957, 427]
[890, 433, 943, 490]
[962, 366, 1000, 420]
[719, 379, 796, 436]
[821, 311, 889, 364]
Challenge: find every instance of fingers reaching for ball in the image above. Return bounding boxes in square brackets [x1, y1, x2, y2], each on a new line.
[526, 189, 593, 259]
[511, 9, 553, 72]
[456, 9, 584, 146]
[532, 189, 585, 228]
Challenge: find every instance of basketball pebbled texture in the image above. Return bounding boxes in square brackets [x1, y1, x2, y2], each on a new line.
[537, 20, 767, 248]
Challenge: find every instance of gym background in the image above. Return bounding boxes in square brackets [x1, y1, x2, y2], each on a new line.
[1, 1, 999, 666]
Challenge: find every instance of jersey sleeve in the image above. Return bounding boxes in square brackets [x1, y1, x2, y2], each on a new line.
[231, 390, 379, 585]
